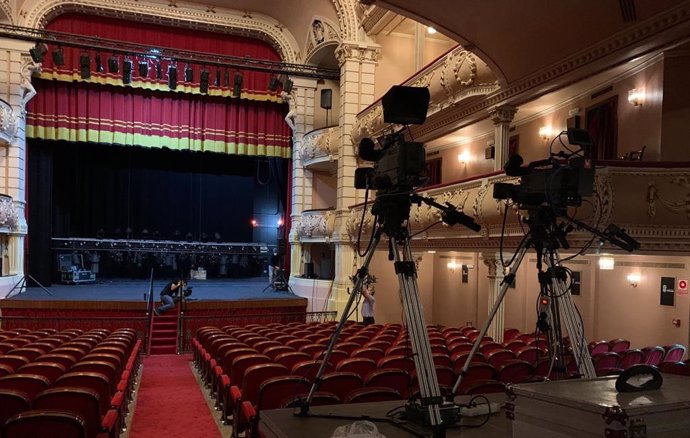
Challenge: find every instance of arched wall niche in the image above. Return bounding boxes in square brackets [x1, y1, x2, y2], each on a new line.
[19, 0, 301, 63]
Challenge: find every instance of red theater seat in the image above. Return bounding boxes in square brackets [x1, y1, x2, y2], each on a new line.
[258, 376, 311, 410]
[344, 387, 401, 403]
[33, 387, 118, 438]
[0, 389, 31, 428]
[2, 410, 92, 438]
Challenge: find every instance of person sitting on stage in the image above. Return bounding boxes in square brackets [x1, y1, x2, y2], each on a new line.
[155, 278, 186, 315]
[361, 282, 376, 325]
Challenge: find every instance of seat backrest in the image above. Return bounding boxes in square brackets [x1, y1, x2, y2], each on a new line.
[274, 351, 312, 370]
[589, 341, 610, 356]
[487, 350, 517, 368]
[319, 372, 363, 401]
[291, 360, 332, 381]
[240, 363, 289, 405]
[335, 358, 377, 379]
[70, 361, 118, 394]
[0, 374, 51, 400]
[664, 344, 686, 363]
[608, 339, 631, 353]
[35, 353, 77, 369]
[230, 354, 270, 386]
[33, 387, 101, 438]
[54, 372, 111, 415]
[497, 360, 533, 384]
[221, 348, 258, 373]
[263, 345, 295, 359]
[17, 363, 66, 384]
[351, 348, 385, 362]
[3, 409, 87, 438]
[463, 363, 496, 383]
[619, 349, 644, 369]
[377, 356, 415, 373]
[344, 387, 401, 403]
[364, 368, 409, 398]
[643, 347, 665, 366]
[457, 379, 506, 395]
[515, 346, 540, 365]
[0, 389, 32, 426]
[312, 349, 349, 368]
[593, 352, 621, 370]
[0, 355, 30, 371]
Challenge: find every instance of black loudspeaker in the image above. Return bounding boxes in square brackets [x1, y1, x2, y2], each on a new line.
[304, 262, 315, 279]
[200, 69, 209, 94]
[122, 60, 132, 85]
[382, 85, 430, 125]
[320, 89, 332, 110]
[79, 53, 91, 80]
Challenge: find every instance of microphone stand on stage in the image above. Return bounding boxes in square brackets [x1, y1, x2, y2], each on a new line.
[296, 191, 481, 437]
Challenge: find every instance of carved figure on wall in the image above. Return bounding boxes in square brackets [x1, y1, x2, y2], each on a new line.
[312, 20, 325, 44]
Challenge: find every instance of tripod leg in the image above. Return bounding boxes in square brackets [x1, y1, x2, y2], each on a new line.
[392, 237, 444, 429]
[27, 274, 54, 296]
[547, 253, 595, 378]
[451, 241, 530, 396]
[299, 229, 382, 414]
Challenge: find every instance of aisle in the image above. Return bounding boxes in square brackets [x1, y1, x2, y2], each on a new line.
[128, 355, 222, 438]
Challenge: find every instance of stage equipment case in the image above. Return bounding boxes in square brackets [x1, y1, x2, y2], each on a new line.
[506, 374, 690, 437]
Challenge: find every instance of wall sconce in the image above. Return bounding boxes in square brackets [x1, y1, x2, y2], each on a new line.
[447, 261, 459, 272]
[538, 126, 552, 140]
[598, 255, 615, 270]
[457, 151, 470, 164]
[628, 88, 645, 106]
[626, 273, 640, 287]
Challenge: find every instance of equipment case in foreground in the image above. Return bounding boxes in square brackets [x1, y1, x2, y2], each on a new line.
[506, 374, 690, 438]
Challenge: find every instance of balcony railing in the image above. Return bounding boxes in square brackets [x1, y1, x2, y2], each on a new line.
[0, 99, 17, 145]
[298, 208, 336, 240]
[299, 125, 341, 165]
[0, 194, 17, 231]
[347, 164, 690, 253]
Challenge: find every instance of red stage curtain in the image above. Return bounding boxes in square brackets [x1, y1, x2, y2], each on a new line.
[39, 13, 286, 101]
[27, 79, 292, 157]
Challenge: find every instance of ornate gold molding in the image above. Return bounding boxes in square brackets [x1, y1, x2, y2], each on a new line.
[20, 0, 301, 63]
[335, 41, 382, 66]
[300, 126, 341, 163]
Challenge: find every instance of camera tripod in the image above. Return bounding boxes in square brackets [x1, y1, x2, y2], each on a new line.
[297, 192, 480, 437]
[450, 204, 631, 394]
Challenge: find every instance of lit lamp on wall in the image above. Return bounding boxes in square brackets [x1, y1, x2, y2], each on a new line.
[598, 255, 615, 270]
[628, 88, 645, 106]
[447, 260, 459, 273]
[626, 273, 640, 287]
[457, 150, 470, 165]
[539, 126, 552, 140]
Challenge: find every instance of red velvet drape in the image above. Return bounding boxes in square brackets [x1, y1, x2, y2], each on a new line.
[27, 13, 293, 157]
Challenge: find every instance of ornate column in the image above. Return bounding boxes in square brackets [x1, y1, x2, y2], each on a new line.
[482, 252, 506, 343]
[330, 41, 381, 316]
[287, 78, 318, 279]
[0, 40, 36, 289]
[489, 105, 518, 171]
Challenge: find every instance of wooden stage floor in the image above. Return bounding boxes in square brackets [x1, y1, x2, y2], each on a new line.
[7, 277, 300, 302]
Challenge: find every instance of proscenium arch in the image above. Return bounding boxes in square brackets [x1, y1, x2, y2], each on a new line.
[19, 0, 301, 64]
[331, 0, 359, 42]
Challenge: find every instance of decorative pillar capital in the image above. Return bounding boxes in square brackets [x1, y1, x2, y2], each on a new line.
[335, 41, 381, 67]
[481, 252, 505, 279]
[489, 105, 518, 125]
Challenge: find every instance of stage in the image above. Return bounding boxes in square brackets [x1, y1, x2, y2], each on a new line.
[0, 277, 314, 350]
[6, 277, 300, 302]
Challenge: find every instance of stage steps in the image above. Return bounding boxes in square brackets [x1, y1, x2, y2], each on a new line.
[149, 313, 178, 355]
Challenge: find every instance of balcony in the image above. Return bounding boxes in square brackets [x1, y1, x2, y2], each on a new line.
[297, 208, 336, 242]
[347, 164, 690, 253]
[0, 99, 17, 145]
[299, 126, 340, 173]
[351, 45, 499, 146]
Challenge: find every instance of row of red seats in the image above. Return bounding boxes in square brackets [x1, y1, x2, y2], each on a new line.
[0, 327, 141, 438]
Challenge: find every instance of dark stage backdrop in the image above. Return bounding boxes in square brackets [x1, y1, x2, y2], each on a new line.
[28, 140, 287, 284]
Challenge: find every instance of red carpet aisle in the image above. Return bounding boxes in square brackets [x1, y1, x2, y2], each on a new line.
[129, 355, 221, 438]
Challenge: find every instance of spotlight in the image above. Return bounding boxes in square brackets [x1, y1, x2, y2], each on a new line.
[214, 69, 221, 87]
[233, 72, 243, 97]
[268, 75, 279, 91]
[167, 64, 177, 90]
[79, 53, 91, 79]
[52, 47, 65, 66]
[95, 53, 104, 72]
[156, 62, 163, 80]
[283, 78, 294, 93]
[184, 64, 193, 82]
[123, 59, 133, 84]
[138, 60, 148, 78]
[200, 68, 209, 94]
[29, 43, 48, 63]
[108, 56, 119, 73]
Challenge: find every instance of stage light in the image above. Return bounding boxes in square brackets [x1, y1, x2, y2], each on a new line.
[52, 47, 65, 66]
[184, 64, 193, 82]
[30, 43, 48, 63]
[251, 219, 258, 227]
[95, 53, 104, 72]
[200, 68, 209, 94]
[138, 60, 148, 78]
[79, 53, 91, 79]
[168, 64, 178, 90]
[156, 62, 163, 80]
[108, 56, 119, 73]
[268, 75, 279, 91]
[277, 218, 284, 226]
[123, 59, 133, 84]
[233, 72, 243, 97]
[224, 69, 230, 87]
[283, 78, 294, 93]
[214, 69, 221, 87]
